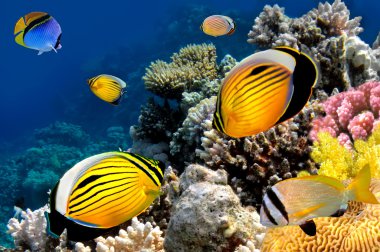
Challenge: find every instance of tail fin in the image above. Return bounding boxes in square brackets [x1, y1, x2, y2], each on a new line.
[347, 165, 379, 204]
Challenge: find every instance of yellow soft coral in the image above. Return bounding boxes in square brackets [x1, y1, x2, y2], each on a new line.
[261, 179, 380, 252]
[311, 127, 380, 180]
[354, 127, 380, 178]
[311, 132, 355, 180]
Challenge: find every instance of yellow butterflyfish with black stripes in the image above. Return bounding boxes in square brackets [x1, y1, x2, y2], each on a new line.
[260, 165, 378, 236]
[212, 46, 319, 138]
[44, 151, 164, 241]
[87, 74, 127, 105]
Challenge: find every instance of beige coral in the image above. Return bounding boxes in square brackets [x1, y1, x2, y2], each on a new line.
[261, 179, 380, 252]
[143, 43, 217, 100]
[73, 218, 164, 252]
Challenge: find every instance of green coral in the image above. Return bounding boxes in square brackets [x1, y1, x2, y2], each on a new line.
[311, 127, 380, 180]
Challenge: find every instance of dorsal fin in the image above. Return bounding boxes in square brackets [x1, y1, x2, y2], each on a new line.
[274, 47, 319, 124]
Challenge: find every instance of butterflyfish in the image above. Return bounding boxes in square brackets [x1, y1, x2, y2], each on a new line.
[260, 165, 379, 236]
[201, 15, 235, 37]
[212, 46, 319, 138]
[44, 151, 165, 241]
[87, 74, 127, 105]
[14, 12, 62, 55]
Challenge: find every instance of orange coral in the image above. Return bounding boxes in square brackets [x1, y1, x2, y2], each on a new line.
[261, 180, 380, 252]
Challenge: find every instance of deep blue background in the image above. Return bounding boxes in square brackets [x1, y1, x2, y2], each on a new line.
[0, 0, 378, 146]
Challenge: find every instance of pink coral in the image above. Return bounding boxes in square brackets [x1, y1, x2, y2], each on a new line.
[347, 111, 374, 140]
[310, 81, 380, 145]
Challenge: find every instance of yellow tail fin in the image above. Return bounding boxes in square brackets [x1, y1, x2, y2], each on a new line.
[347, 165, 379, 204]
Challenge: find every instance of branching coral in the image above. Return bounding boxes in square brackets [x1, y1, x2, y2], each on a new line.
[308, 0, 362, 37]
[7, 206, 51, 251]
[261, 179, 380, 252]
[170, 96, 217, 166]
[247, 4, 297, 48]
[91, 218, 164, 252]
[143, 43, 217, 100]
[311, 126, 380, 181]
[132, 98, 182, 143]
[196, 105, 317, 206]
[247, 0, 379, 91]
[164, 164, 266, 252]
[310, 81, 380, 146]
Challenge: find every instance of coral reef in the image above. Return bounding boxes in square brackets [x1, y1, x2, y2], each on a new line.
[106, 126, 127, 149]
[196, 105, 317, 206]
[7, 206, 53, 251]
[170, 96, 217, 166]
[310, 81, 380, 146]
[261, 179, 380, 252]
[132, 50, 236, 166]
[164, 164, 266, 252]
[75, 218, 164, 252]
[131, 98, 182, 143]
[311, 126, 380, 181]
[34, 121, 90, 147]
[7, 207, 165, 252]
[247, 0, 380, 91]
[143, 43, 218, 100]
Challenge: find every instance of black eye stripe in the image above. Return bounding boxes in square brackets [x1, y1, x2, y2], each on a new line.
[262, 199, 278, 225]
[267, 188, 289, 222]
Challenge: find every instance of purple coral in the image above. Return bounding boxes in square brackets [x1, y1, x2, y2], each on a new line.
[310, 81, 380, 145]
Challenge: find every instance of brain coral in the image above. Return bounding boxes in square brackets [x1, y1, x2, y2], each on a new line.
[261, 179, 380, 252]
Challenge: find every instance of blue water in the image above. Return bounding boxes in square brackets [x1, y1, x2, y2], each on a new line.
[0, 0, 379, 248]
[1, 0, 378, 144]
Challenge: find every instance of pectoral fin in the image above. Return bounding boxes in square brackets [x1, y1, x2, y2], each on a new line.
[330, 204, 348, 217]
[299, 219, 316, 236]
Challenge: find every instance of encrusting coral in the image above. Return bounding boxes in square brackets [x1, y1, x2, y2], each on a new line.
[261, 179, 380, 252]
[309, 81, 380, 147]
[311, 126, 380, 181]
[247, 0, 379, 92]
[143, 43, 218, 100]
[164, 164, 266, 252]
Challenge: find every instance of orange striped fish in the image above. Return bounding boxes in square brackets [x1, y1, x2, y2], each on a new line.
[201, 15, 235, 37]
[212, 46, 319, 138]
[260, 165, 378, 236]
[45, 151, 164, 241]
[87, 74, 127, 105]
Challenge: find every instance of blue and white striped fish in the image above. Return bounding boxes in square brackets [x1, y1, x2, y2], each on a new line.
[260, 165, 378, 236]
[14, 12, 62, 55]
